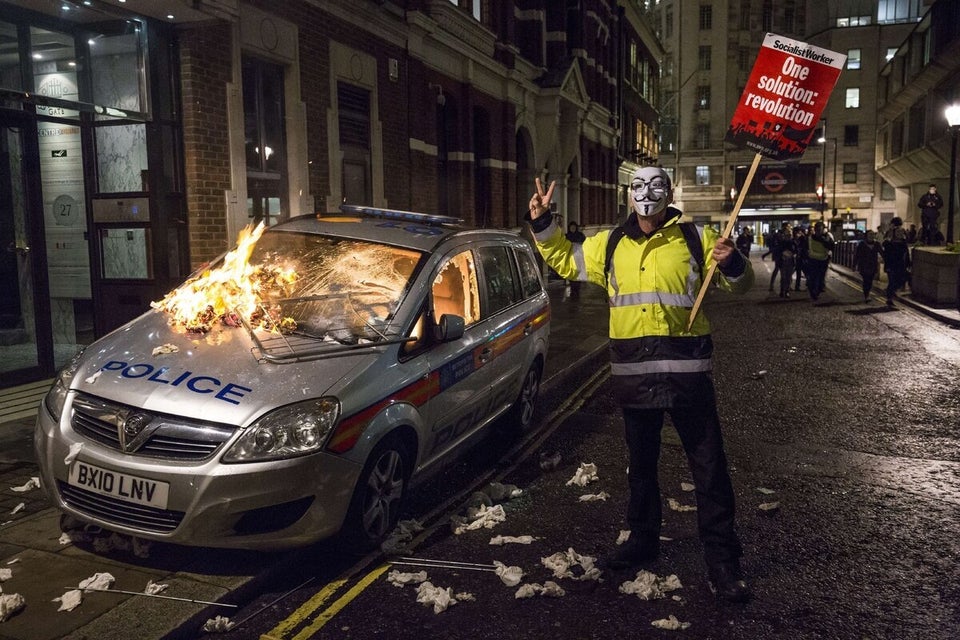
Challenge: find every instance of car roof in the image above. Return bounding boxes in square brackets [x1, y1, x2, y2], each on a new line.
[268, 205, 525, 253]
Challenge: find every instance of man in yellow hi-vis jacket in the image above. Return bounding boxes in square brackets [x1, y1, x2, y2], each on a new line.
[526, 167, 754, 603]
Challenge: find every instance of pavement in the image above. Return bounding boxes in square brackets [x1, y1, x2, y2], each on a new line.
[0, 259, 956, 640]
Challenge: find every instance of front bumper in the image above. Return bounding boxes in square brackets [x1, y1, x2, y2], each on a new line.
[34, 397, 363, 551]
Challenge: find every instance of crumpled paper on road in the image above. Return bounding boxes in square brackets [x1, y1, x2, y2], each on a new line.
[202, 615, 235, 632]
[380, 519, 424, 554]
[0, 568, 11, 582]
[489, 535, 537, 545]
[565, 462, 598, 487]
[578, 492, 610, 502]
[11, 478, 40, 492]
[56, 572, 116, 612]
[493, 561, 524, 587]
[386, 570, 428, 588]
[667, 497, 697, 512]
[758, 501, 781, 513]
[541, 548, 602, 582]
[10, 504, 23, 515]
[680, 482, 695, 492]
[415, 582, 459, 614]
[652, 614, 691, 630]
[144, 580, 168, 595]
[619, 570, 683, 600]
[452, 504, 506, 534]
[0, 593, 25, 622]
[515, 581, 565, 599]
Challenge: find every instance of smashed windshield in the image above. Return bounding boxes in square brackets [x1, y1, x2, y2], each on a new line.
[250, 231, 424, 343]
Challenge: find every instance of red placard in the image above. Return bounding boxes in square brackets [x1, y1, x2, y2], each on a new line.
[726, 34, 846, 161]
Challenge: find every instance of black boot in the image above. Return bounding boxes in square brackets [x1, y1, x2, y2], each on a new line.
[708, 562, 751, 603]
[603, 534, 659, 569]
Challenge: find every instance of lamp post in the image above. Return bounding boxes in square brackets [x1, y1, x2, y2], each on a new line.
[945, 104, 960, 243]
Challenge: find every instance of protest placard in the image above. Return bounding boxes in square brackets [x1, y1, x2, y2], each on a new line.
[687, 33, 846, 330]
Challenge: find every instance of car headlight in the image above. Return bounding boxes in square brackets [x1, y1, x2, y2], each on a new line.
[222, 398, 340, 463]
[43, 350, 85, 422]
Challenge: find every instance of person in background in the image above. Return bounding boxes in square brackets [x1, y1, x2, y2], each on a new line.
[793, 226, 807, 292]
[883, 217, 911, 307]
[735, 227, 753, 258]
[918, 184, 943, 245]
[805, 222, 835, 302]
[853, 230, 882, 303]
[526, 169, 754, 603]
[905, 223, 918, 244]
[775, 224, 797, 298]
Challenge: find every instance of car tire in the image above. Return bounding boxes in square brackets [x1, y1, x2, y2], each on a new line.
[342, 434, 411, 551]
[506, 360, 542, 432]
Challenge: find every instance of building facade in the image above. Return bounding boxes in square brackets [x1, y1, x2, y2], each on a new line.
[0, 0, 661, 389]
[653, 0, 928, 241]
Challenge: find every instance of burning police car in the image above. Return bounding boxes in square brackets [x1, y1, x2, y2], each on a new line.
[34, 206, 550, 550]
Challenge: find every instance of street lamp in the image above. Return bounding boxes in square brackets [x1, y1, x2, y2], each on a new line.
[945, 104, 960, 243]
[816, 184, 825, 219]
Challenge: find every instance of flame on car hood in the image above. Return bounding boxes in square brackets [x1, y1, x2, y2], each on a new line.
[150, 223, 298, 333]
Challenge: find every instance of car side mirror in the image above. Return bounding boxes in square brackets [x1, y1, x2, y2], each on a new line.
[434, 314, 465, 342]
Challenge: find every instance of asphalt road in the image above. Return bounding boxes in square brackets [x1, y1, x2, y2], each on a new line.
[203, 262, 960, 640]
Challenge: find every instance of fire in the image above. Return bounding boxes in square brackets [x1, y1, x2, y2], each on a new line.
[151, 223, 299, 333]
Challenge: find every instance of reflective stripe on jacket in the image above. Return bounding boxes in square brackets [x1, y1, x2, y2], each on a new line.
[533, 213, 753, 408]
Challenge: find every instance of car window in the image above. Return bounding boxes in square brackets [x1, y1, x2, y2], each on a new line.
[476, 246, 520, 317]
[246, 231, 423, 342]
[432, 250, 481, 326]
[515, 247, 544, 298]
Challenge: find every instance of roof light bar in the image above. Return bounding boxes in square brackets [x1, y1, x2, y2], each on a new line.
[339, 204, 463, 226]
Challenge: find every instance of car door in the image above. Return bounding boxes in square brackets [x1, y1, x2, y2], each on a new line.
[419, 248, 495, 466]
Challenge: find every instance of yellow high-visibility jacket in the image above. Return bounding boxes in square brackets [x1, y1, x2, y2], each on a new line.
[531, 208, 754, 408]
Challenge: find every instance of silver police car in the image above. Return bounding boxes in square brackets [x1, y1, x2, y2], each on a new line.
[35, 205, 550, 550]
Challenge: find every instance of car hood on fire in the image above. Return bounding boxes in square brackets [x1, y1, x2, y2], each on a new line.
[69, 310, 375, 427]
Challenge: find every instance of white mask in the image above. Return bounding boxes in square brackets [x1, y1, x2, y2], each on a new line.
[630, 167, 672, 217]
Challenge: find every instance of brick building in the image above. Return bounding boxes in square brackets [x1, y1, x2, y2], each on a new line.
[0, 0, 660, 389]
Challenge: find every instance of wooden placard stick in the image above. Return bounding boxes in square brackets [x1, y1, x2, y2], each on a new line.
[685, 152, 762, 332]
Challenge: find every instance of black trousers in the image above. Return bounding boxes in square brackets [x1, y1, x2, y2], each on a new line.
[623, 401, 743, 567]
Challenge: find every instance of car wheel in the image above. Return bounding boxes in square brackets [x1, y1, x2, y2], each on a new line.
[507, 360, 542, 432]
[343, 434, 411, 550]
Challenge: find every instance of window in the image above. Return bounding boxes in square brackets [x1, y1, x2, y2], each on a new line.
[837, 16, 871, 27]
[432, 251, 480, 325]
[739, 0, 750, 29]
[844, 125, 859, 146]
[697, 86, 711, 110]
[516, 249, 544, 298]
[477, 246, 520, 317]
[243, 56, 288, 227]
[695, 165, 710, 185]
[696, 125, 710, 149]
[762, 0, 773, 31]
[338, 82, 372, 207]
[784, 5, 795, 32]
[877, 0, 924, 24]
[698, 46, 711, 71]
[843, 163, 857, 184]
[665, 7, 673, 38]
[845, 88, 860, 108]
[738, 49, 751, 72]
[448, 0, 481, 21]
[699, 5, 712, 30]
[847, 49, 861, 70]
[880, 180, 895, 201]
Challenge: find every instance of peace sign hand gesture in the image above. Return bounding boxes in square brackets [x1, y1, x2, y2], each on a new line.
[529, 178, 556, 220]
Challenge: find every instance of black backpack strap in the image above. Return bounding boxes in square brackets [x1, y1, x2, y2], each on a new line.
[679, 222, 704, 278]
[603, 226, 626, 280]
[604, 222, 704, 281]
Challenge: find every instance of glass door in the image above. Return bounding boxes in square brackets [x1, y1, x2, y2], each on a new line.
[0, 112, 50, 384]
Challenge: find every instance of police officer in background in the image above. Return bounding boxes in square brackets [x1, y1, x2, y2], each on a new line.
[525, 168, 754, 603]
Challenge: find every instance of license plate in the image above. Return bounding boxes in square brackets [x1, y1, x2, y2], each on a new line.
[68, 460, 170, 510]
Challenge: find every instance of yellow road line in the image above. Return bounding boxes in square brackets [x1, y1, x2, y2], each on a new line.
[288, 565, 391, 640]
[261, 577, 349, 640]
